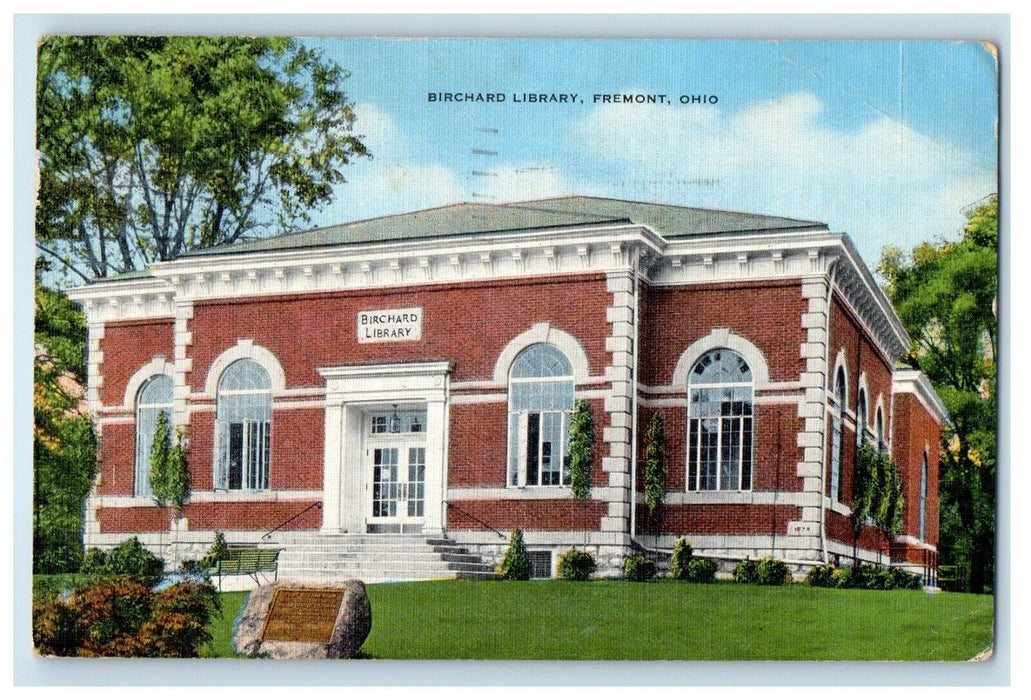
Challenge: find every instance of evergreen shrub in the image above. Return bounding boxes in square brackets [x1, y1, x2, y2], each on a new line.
[497, 529, 530, 580]
[755, 557, 792, 585]
[623, 554, 656, 582]
[670, 538, 694, 580]
[685, 557, 718, 583]
[558, 548, 596, 581]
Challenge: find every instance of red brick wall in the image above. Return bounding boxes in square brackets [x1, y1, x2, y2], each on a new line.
[891, 393, 942, 546]
[99, 318, 174, 406]
[97, 423, 135, 496]
[446, 499, 607, 532]
[637, 404, 804, 496]
[646, 504, 802, 535]
[826, 510, 888, 554]
[640, 280, 807, 386]
[448, 397, 609, 489]
[97, 500, 322, 533]
[187, 273, 612, 389]
[826, 293, 895, 510]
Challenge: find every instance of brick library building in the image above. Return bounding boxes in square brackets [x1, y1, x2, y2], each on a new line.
[68, 197, 947, 583]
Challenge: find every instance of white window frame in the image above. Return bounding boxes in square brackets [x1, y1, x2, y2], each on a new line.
[686, 349, 754, 492]
[829, 366, 846, 503]
[506, 344, 575, 488]
[134, 374, 173, 498]
[215, 359, 272, 491]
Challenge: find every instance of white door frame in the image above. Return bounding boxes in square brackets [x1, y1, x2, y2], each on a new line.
[319, 361, 452, 536]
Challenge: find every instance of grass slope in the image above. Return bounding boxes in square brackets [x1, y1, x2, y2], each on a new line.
[212, 579, 992, 661]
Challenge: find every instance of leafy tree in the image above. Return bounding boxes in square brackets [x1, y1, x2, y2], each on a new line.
[879, 194, 997, 593]
[34, 275, 96, 573]
[149, 422, 190, 517]
[37, 36, 369, 284]
[643, 411, 667, 518]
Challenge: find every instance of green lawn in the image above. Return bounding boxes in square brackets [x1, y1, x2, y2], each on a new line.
[210, 579, 993, 661]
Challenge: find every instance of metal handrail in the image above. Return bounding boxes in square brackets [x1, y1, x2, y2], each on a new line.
[442, 500, 508, 540]
[261, 501, 322, 540]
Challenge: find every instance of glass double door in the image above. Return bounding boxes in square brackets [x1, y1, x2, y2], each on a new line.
[370, 445, 426, 525]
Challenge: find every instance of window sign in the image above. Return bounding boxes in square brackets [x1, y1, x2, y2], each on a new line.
[357, 307, 422, 343]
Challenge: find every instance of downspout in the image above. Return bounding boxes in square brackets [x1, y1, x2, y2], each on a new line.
[819, 259, 839, 564]
[629, 248, 641, 544]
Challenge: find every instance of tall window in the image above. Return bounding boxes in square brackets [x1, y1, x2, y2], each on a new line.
[876, 407, 886, 453]
[216, 359, 271, 490]
[829, 366, 846, 501]
[134, 374, 173, 497]
[856, 389, 868, 448]
[687, 348, 753, 491]
[919, 451, 929, 541]
[507, 343, 575, 487]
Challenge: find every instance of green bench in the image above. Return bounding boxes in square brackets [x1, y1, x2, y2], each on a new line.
[210, 545, 281, 590]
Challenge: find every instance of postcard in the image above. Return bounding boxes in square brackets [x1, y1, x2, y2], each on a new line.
[29, 34, 998, 667]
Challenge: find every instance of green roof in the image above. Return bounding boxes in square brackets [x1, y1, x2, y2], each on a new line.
[184, 196, 827, 258]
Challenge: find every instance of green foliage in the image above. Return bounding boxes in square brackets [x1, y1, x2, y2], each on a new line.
[198, 532, 228, 569]
[80, 537, 165, 588]
[755, 557, 792, 586]
[736, 558, 790, 585]
[733, 559, 759, 584]
[34, 281, 97, 574]
[879, 195, 996, 593]
[805, 563, 839, 588]
[36, 36, 370, 283]
[851, 443, 879, 539]
[806, 563, 920, 590]
[558, 548, 596, 581]
[568, 399, 594, 501]
[669, 538, 694, 580]
[685, 558, 718, 584]
[149, 425, 190, 517]
[496, 529, 530, 580]
[32, 579, 218, 657]
[623, 555, 657, 582]
[643, 411, 667, 517]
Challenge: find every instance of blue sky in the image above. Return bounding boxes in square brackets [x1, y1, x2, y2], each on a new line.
[304, 38, 997, 267]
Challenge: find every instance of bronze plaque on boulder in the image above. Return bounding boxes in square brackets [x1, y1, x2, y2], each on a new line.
[234, 580, 372, 659]
[260, 588, 345, 644]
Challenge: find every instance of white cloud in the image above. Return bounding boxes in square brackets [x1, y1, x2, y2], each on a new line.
[569, 92, 996, 262]
[319, 104, 465, 223]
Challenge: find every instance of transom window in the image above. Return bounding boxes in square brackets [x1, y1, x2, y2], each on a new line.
[215, 359, 271, 491]
[370, 409, 427, 435]
[507, 343, 575, 487]
[134, 374, 173, 497]
[687, 349, 753, 491]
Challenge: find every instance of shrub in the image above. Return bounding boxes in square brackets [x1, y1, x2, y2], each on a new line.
[828, 564, 922, 591]
[733, 559, 759, 584]
[497, 529, 530, 580]
[32, 579, 218, 657]
[623, 555, 656, 582]
[685, 557, 718, 583]
[805, 562, 840, 588]
[755, 557, 792, 586]
[558, 548, 596, 581]
[670, 538, 694, 580]
[81, 537, 165, 588]
[32, 591, 85, 656]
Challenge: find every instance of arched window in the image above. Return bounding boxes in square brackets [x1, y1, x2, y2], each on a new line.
[919, 450, 929, 541]
[829, 366, 846, 501]
[134, 374, 173, 497]
[507, 343, 575, 487]
[687, 348, 753, 491]
[216, 359, 271, 490]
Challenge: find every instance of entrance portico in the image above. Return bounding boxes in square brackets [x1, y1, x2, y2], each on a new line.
[319, 361, 452, 537]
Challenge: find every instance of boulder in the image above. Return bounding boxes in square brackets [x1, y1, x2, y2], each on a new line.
[233, 579, 371, 659]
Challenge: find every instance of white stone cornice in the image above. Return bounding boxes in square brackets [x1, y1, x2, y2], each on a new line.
[893, 368, 950, 425]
